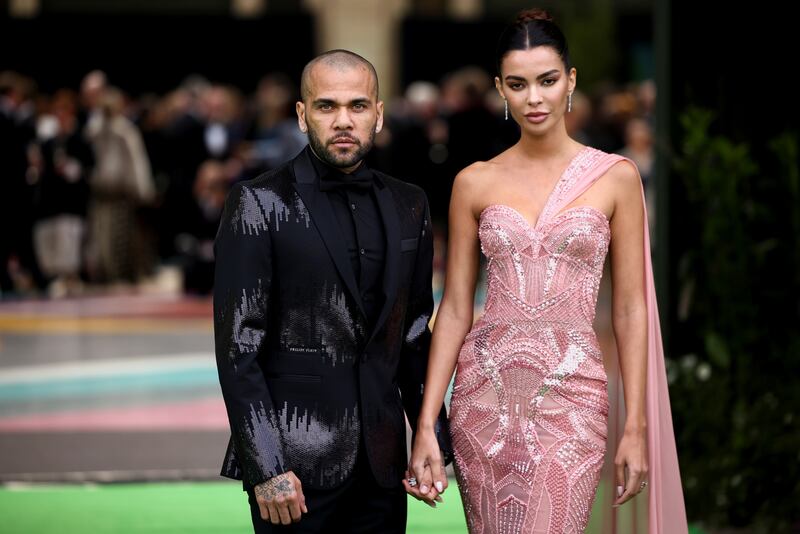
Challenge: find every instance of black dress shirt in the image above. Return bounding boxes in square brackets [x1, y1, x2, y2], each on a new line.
[309, 151, 386, 327]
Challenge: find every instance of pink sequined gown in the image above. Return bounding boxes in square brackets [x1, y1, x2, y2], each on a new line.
[450, 147, 661, 533]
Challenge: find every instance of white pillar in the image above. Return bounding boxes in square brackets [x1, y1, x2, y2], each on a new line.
[303, 0, 410, 99]
[447, 0, 482, 20]
[231, 0, 266, 18]
[9, 0, 39, 18]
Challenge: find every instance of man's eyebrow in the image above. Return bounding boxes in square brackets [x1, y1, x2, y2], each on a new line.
[311, 97, 371, 105]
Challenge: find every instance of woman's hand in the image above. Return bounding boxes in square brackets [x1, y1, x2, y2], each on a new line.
[613, 428, 649, 507]
[404, 426, 447, 507]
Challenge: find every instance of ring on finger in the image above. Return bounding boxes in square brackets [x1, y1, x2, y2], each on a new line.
[408, 476, 418, 487]
[639, 480, 648, 491]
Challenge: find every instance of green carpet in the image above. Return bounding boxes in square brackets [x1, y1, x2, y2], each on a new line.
[0, 482, 704, 533]
[0, 482, 465, 534]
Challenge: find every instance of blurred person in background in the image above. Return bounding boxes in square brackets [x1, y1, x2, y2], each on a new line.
[620, 116, 656, 246]
[408, 8, 686, 533]
[84, 86, 155, 285]
[635, 78, 656, 127]
[175, 159, 230, 294]
[240, 72, 307, 177]
[0, 70, 46, 295]
[28, 89, 94, 297]
[620, 116, 654, 188]
[213, 49, 451, 533]
[160, 80, 246, 259]
[78, 69, 107, 132]
[564, 88, 592, 145]
[588, 84, 639, 153]
[377, 80, 447, 219]
[439, 67, 499, 219]
[485, 81, 521, 156]
[201, 84, 246, 162]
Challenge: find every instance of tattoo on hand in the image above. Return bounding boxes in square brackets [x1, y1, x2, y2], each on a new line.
[255, 475, 294, 500]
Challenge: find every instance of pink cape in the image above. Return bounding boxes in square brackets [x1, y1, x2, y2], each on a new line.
[550, 153, 688, 533]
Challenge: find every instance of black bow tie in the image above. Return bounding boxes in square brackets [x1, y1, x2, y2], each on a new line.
[319, 166, 373, 192]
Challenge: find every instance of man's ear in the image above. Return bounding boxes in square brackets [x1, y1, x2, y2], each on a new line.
[375, 100, 384, 133]
[296, 101, 307, 133]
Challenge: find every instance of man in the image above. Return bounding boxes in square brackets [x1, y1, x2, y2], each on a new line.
[213, 50, 451, 533]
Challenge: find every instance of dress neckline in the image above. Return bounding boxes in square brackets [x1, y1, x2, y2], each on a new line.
[479, 145, 590, 231]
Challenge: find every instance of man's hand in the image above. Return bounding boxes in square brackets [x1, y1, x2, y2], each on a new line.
[254, 471, 308, 525]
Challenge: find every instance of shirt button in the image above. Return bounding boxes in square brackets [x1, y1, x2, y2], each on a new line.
[360, 248, 365, 255]
[351, 203, 356, 210]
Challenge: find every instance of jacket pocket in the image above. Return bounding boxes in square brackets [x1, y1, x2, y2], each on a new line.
[400, 237, 419, 252]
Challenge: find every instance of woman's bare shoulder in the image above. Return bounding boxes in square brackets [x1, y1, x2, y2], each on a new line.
[601, 158, 643, 203]
[453, 156, 508, 193]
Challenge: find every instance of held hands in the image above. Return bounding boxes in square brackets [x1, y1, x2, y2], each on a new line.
[254, 471, 308, 525]
[613, 428, 649, 507]
[404, 427, 447, 508]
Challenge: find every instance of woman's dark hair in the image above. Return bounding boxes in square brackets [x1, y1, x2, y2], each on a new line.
[495, 8, 571, 75]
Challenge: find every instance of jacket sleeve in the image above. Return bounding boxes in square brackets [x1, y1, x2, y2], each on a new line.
[213, 182, 286, 486]
[398, 194, 454, 465]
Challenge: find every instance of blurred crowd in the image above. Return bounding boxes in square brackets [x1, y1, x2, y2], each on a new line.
[0, 67, 655, 299]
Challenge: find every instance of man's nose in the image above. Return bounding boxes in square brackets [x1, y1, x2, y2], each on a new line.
[333, 107, 354, 129]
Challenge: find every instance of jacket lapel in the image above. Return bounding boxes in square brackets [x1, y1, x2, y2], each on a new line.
[291, 147, 367, 318]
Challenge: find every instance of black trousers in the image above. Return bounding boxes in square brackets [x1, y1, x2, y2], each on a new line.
[245, 443, 407, 533]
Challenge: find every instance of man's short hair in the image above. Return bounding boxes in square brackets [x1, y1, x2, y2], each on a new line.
[300, 49, 379, 101]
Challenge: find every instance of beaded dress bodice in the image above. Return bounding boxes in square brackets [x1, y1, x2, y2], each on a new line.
[450, 147, 614, 534]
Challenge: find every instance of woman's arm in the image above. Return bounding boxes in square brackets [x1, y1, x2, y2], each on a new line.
[608, 160, 650, 506]
[405, 164, 483, 504]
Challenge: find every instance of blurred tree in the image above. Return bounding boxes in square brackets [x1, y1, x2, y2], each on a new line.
[671, 107, 800, 532]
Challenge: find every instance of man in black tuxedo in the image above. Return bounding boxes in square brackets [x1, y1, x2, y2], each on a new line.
[213, 50, 451, 533]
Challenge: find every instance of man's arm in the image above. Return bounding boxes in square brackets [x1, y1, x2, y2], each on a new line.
[397, 195, 453, 465]
[214, 183, 284, 484]
[214, 183, 306, 524]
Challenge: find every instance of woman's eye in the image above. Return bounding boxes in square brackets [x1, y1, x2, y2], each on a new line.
[509, 83, 524, 90]
[542, 79, 556, 86]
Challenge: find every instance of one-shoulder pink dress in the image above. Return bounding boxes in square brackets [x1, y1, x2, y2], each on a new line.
[449, 147, 687, 534]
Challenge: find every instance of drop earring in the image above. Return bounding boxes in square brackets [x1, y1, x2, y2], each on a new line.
[504, 99, 508, 120]
[567, 92, 573, 113]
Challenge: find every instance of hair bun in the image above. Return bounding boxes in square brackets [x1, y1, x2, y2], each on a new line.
[515, 8, 553, 24]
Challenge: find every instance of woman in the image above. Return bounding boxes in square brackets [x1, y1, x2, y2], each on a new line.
[405, 8, 686, 533]
[85, 87, 155, 284]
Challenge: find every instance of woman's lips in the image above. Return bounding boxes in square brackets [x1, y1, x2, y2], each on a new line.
[525, 112, 549, 124]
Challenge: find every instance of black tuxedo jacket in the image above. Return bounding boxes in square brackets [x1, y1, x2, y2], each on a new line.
[213, 146, 451, 490]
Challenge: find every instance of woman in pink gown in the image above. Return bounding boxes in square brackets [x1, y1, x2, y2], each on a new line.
[404, 8, 687, 534]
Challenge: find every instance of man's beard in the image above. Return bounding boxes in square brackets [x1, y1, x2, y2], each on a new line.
[307, 126, 375, 169]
